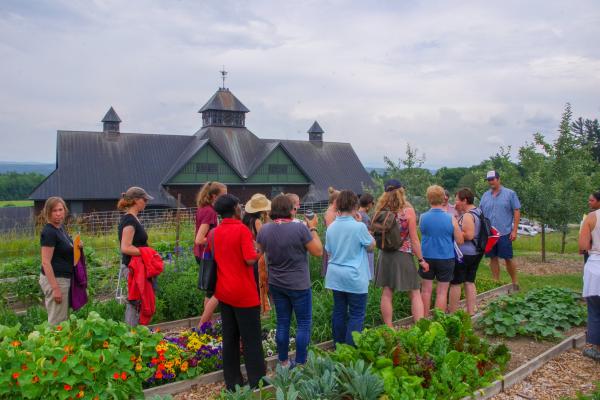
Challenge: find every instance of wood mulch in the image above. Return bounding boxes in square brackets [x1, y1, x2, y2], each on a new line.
[515, 254, 583, 276]
[492, 348, 600, 400]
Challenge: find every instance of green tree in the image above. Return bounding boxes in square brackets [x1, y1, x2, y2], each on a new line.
[470, 147, 523, 201]
[435, 167, 470, 193]
[0, 172, 45, 201]
[383, 144, 435, 213]
[571, 117, 600, 163]
[519, 103, 598, 256]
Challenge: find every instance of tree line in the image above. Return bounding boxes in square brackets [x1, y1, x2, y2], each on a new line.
[0, 172, 46, 201]
[372, 104, 600, 260]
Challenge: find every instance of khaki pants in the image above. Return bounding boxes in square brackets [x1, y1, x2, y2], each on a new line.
[39, 274, 71, 326]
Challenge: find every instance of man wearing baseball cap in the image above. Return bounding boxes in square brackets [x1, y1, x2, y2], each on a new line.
[479, 170, 521, 288]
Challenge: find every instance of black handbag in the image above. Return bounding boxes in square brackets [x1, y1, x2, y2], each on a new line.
[198, 232, 217, 292]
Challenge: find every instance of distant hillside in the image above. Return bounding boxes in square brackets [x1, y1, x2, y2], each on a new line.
[365, 167, 386, 176]
[0, 162, 54, 175]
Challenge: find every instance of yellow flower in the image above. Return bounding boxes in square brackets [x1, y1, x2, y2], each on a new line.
[181, 361, 189, 372]
[135, 363, 143, 372]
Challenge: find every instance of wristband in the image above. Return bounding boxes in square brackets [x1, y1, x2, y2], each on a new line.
[310, 228, 318, 232]
[418, 258, 424, 263]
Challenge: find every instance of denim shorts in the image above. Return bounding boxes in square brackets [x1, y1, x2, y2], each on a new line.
[485, 234, 513, 260]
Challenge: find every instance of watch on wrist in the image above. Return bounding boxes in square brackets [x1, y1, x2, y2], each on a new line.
[418, 258, 424, 263]
[310, 228, 318, 232]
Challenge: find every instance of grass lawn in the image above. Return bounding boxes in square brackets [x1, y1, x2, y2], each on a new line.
[0, 200, 33, 207]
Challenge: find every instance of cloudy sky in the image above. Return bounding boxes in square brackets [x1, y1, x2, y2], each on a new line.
[1, 0, 599, 168]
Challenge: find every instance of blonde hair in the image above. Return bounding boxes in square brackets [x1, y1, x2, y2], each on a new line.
[196, 181, 227, 207]
[328, 187, 341, 206]
[117, 197, 136, 211]
[374, 188, 409, 213]
[426, 185, 445, 206]
[42, 197, 68, 223]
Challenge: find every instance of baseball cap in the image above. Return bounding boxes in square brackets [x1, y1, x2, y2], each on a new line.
[485, 170, 500, 181]
[123, 186, 154, 201]
[384, 179, 403, 192]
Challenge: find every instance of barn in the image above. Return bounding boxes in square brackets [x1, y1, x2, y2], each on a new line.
[30, 86, 373, 213]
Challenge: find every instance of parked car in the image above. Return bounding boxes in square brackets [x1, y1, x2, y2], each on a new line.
[517, 224, 538, 236]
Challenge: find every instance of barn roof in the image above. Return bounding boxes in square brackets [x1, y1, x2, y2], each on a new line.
[29, 131, 192, 207]
[198, 88, 249, 113]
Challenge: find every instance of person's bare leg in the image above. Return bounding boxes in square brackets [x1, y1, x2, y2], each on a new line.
[448, 284, 462, 313]
[380, 287, 394, 327]
[421, 280, 433, 317]
[199, 296, 219, 326]
[435, 282, 450, 312]
[464, 282, 477, 315]
[505, 258, 518, 285]
[489, 257, 501, 281]
[410, 289, 424, 321]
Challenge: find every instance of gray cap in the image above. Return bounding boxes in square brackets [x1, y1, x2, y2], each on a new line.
[123, 186, 154, 201]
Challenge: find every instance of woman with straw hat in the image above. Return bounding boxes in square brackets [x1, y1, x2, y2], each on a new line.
[243, 194, 272, 314]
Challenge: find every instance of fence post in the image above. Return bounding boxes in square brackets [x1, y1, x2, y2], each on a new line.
[174, 194, 182, 270]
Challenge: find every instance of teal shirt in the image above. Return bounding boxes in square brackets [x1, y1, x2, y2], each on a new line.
[325, 216, 374, 294]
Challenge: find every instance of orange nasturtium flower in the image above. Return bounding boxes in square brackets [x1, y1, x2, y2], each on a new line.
[64, 384, 72, 391]
[135, 363, 143, 372]
[32, 376, 40, 383]
[56, 326, 63, 331]
[12, 372, 19, 380]
[113, 372, 120, 380]
[181, 361, 189, 372]
[76, 391, 85, 398]
[121, 372, 127, 380]
[155, 371, 163, 379]
[21, 364, 28, 370]
[61, 355, 68, 363]
[11, 340, 21, 347]
[103, 341, 109, 348]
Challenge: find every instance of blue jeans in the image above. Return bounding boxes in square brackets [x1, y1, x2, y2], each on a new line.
[332, 290, 368, 346]
[269, 284, 312, 364]
[587, 296, 600, 346]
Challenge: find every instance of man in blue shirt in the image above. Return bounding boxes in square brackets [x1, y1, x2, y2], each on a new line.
[479, 170, 521, 287]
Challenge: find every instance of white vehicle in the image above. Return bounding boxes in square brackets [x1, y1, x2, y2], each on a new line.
[517, 224, 538, 236]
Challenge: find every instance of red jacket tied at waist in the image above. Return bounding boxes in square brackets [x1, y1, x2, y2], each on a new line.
[127, 247, 164, 325]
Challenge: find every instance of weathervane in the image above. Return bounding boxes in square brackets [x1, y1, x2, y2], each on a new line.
[220, 66, 228, 89]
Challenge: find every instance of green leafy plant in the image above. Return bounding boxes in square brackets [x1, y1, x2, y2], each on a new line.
[478, 286, 586, 339]
[330, 310, 509, 400]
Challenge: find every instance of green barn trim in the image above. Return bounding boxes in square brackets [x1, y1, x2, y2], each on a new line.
[245, 145, 310, 184]
[166, 143, 243, 184]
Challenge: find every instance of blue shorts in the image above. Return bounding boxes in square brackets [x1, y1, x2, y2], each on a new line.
[485, 234, 513, 260]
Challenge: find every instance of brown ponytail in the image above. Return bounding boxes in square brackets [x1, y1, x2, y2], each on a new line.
[196, 181, 227, 207]
[117, 192, 136, 211]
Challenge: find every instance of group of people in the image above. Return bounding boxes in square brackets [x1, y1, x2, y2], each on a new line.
[38, 169, 533, 391]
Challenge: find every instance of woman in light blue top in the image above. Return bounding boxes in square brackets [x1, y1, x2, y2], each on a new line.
[325, 190, 375, 346]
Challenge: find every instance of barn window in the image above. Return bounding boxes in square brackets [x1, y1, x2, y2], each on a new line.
[196, 163, 218, 174]
[268, 164, 288, 175]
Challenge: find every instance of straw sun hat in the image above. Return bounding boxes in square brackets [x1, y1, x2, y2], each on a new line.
[244, 194, 271, 213]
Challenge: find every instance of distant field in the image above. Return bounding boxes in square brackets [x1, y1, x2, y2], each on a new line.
[0, 200, 33, 207]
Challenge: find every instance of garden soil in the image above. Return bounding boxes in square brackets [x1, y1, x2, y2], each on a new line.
[484, 326, 586, 373]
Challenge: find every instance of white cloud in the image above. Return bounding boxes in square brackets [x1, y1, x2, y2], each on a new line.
[0, 0, 599, 168]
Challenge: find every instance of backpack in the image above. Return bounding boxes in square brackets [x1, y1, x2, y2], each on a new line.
[371, 210, 406, 252]
[468, 208, 492, 254]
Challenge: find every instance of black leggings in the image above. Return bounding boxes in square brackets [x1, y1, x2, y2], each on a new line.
[220, 302, 266, 390]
